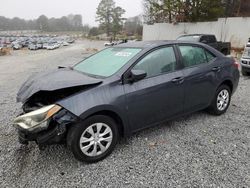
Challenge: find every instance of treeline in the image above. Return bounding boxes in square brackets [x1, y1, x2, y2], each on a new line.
[0, 12, 143, 38]
[0, 14, 83, 32]
[89, 15, 143, 37]
[143, 0, 250, 24]
[93, 0, 143, 39]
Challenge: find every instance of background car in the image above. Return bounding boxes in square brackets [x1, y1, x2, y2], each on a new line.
[0, 35, 72, 51]
[240, 39, 250, 76]
[12, 42, 22, 50]
[28, 43, 38, 50]
[177, 34, 231, 55]
[104, 41, 114, 46]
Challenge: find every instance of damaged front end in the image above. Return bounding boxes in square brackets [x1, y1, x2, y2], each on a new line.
[14, 104, 80, 146]
[14, 68, 103, 147]
[21, 85, 92, 113]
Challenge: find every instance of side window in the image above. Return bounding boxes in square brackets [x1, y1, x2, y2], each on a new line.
[179, 46, 207, 67]
[132, 47, 177, 78]
[205, 50, 216, 62]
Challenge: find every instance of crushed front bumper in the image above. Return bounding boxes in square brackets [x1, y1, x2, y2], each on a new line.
[17, 124, 66, 145]
[16, 109, 79, 146]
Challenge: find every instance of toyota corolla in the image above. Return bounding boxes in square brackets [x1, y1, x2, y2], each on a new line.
[14, 41, 240, 163]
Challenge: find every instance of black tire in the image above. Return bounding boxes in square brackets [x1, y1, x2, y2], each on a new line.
[241, 67, 248, 76]
[67, 115, 118, 163]
[207, 85, 231, 116]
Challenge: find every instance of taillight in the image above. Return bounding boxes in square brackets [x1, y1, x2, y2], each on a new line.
[233, 59, 240, 69]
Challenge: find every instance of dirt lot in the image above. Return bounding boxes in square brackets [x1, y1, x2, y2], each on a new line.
[0, 40, 249, 187]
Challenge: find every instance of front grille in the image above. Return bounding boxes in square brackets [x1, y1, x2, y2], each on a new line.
[241, 60, 250, 65]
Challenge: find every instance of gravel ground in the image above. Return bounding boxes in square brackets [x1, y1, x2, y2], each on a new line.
[0, 40, 249, 187]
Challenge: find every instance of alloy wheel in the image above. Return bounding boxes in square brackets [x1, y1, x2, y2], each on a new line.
[217, 89, 229, 111]
[79, 123, 113, 157]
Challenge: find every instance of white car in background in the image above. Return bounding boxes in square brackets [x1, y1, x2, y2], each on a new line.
[42, 43, 49, 49]
[104, 41, 115, 46]
[241, 39, 250, 76]
[62, 41, 69, 46]
[12, 42, 22, 50]
[28, 43, 38, 50]
[47, 43, 60, 50]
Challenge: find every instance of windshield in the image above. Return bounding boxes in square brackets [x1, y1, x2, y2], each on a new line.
[74, 47, 142, 77]
[177, 35, 200, 42]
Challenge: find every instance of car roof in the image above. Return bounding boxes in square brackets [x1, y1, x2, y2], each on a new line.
[178, 34, 214, 37]
[115, 41, 168, 49]
[115, 40, 206, 49]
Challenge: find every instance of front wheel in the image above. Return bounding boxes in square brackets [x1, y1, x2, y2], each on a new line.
[207, 85, 231, 116]
[67, 115, 119, 163]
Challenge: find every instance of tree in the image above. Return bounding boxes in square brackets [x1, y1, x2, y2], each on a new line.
[96, 0, 115, 36]
[143, 0, 181, 23]
[82, 24, 90, 34]
[0, 15, 83, 32]
[143, 0, 225, 24]
[224, 0, 250, 17]
[67, 14, 83, 30]
[72, 14, 83, 29]
[37, 15, 49, 31]
[124, 16, 143, 36]
[111, 6, 126, 39]
[186, 0, 224, 22]
[143, 0, 161, 24]
[88, 27, 99, 36]
[96, 0, 126, 38]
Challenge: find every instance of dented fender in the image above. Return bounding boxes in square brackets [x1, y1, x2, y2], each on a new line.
[57, 82, 131, 136]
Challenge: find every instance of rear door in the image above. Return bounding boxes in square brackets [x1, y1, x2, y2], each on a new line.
[124, 46, 185, 131]
[177, 45, 219, 112]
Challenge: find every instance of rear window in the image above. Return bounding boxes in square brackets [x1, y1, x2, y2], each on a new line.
[74, 47, 142, 77]
[179, 45, 216, 67]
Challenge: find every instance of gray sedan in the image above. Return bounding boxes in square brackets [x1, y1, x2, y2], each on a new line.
[14, 41, 240, 163]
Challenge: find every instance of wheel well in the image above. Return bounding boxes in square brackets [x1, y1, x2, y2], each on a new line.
[220, 80, 233, 92]
[88, 110, 124, 137]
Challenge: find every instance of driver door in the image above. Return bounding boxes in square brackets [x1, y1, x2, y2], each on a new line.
[123, 46, 185, 132]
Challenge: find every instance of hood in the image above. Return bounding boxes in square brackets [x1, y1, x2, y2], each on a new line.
[17, 68, 102, 103]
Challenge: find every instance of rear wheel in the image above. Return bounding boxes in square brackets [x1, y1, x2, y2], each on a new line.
[67, 115, 119, 163]
[207, 85, 231, 115]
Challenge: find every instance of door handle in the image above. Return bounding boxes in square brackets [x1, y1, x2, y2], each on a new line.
[212, 66, 221, 72]
[171, 77, 184, 84]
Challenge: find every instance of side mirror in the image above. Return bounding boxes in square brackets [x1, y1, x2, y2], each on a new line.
[201, 40, 207, 43]
[128, 70, 147, 83]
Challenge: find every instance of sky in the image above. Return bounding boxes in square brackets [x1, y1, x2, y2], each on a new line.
[0, 0, 143, 26]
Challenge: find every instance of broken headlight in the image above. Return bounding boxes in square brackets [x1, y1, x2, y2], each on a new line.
[14, 104, 62, 131]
